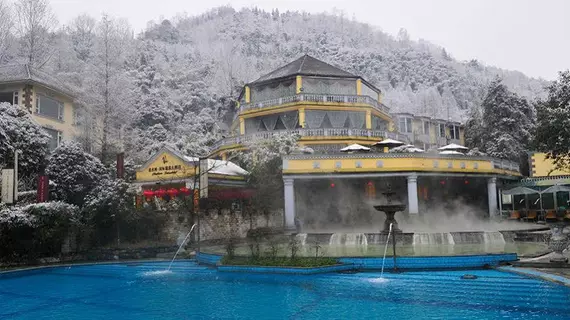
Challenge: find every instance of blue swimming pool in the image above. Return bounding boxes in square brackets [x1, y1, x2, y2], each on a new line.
[1, 261, 569, 319]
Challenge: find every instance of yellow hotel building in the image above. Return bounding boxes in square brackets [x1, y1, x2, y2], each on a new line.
[0, 64, 79, 150]
[207, 55, 521, 232]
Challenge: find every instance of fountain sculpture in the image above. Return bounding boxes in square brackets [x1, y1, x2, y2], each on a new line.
[548, 222, 569, 263]
[373, 184, 406, 234]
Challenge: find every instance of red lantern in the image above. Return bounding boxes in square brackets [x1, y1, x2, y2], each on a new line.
[440, 180, 446, 185]
[464, 180, 469, 185]
[179, 187, 191, 196]
[155, 189, 167, 198]
[367, 181, 373, 186]
[143, 189, 155, 199]
[167, 188, 179, 197]
[330, 183, 335, 188]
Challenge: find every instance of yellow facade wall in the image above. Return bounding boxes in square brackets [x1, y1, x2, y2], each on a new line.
[239, 117, 245, 135]
[459, 128, 465, 145]
[31, 86, 77, 140]
[531, 152, 570, 177]
[283, 156, 517, 176]
[245, 86, 250, 103]
[299, 108, 305, 128]
[296, 76, 302, 94]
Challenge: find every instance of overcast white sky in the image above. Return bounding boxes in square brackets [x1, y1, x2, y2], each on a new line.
[47, 0, 568, 80]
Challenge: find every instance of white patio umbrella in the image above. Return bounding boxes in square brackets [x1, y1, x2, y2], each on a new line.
[438, 143, 469, 152]
[439, 150, 464, 155]
[389, 144, 425, 153]
[340, 144, 370, 152]
[373, 138, 405, 148]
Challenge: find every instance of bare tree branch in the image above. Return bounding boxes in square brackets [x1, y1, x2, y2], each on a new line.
[14, 0, 57, 67]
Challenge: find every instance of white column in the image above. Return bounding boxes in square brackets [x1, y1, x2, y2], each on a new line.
[407, 174, 419, 215]
[283, 178, 296, 231]
[487, 177, 498, 217]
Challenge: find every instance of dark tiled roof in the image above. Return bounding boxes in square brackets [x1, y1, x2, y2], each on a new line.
[0, 63, 77, 97]
[251, 54, 357, 84]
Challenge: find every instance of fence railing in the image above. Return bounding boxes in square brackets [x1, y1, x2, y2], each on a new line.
[210, 129, 408, 151]
[235, 93, 389, 119]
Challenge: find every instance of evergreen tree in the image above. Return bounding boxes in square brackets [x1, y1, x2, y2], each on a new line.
[0, 102, 50, 182]
[465, 79, 535, 163]
[535, 70, 570, 170]
[46, 141, 109, 206]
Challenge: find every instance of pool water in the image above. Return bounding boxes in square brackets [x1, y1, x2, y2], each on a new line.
[204, 242, 549, 257]
[1, 261, 569, 319]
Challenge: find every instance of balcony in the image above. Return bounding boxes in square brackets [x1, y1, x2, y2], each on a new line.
[211, 128, 409, 152]
[236, 93, 389, 119]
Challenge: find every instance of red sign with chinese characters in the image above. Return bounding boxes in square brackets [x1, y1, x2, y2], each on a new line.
[37, 175, 49, 203]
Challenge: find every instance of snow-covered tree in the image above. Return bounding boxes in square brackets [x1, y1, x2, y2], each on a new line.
[0, 0, 14, 63]
[0, 201, 78, 259]
[0, 102, 50, 182]
[535, 70, 570, 171]
[83, 179, 136, 246]
[46, 141, 109, 206]
[234, 133, 299, 212]
[14, 0, 57, 67]
[67, 14, 96, 62]
[82, 14, 134, 164]
[465, 79, 535, 162]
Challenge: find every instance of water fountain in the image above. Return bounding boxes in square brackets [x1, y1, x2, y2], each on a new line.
[380, 223, 394, 278]
[329, 233, 368, 246]
[168, 223, 198, 271]
[372, 185, 406, 271]
[548, 222, 569, 263]
[373, 184, 406, 234]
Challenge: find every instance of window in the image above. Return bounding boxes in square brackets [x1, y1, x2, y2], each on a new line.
[72, 105, 79, 125]
[0, 91, 18, 105]
[423, 121, 430, 135]
[438, 123, 446, 137]
[37, 94, 64, 121]
[44, 127, 62, 151]
[449, 125, 461, 140]
[398, 117, 412, 133]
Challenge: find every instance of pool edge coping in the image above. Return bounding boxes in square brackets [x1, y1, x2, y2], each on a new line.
[0, 258, 196, 275]
[496, 266, 570, 287]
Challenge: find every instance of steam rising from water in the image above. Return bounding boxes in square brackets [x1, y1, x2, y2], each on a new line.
[296, 179, 533, 233]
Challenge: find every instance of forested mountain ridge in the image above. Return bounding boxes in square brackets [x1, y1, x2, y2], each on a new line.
[0, 2, 548, 162]
[140, 6, 547, 121]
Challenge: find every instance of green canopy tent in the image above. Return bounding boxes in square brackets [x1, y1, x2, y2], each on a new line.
[540, 185, 570, 212]
[502, 187, 541, 217]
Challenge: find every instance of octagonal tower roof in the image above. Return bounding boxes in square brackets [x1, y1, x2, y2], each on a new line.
[250, 54, 358, 85]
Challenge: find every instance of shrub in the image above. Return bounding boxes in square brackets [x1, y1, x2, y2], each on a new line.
[220, 256, 338, 268]
[0, 202, 79, 261]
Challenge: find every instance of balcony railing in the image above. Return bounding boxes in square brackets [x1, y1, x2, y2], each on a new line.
[236, 93, 389, 119]
[211, 129, 408, 152]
